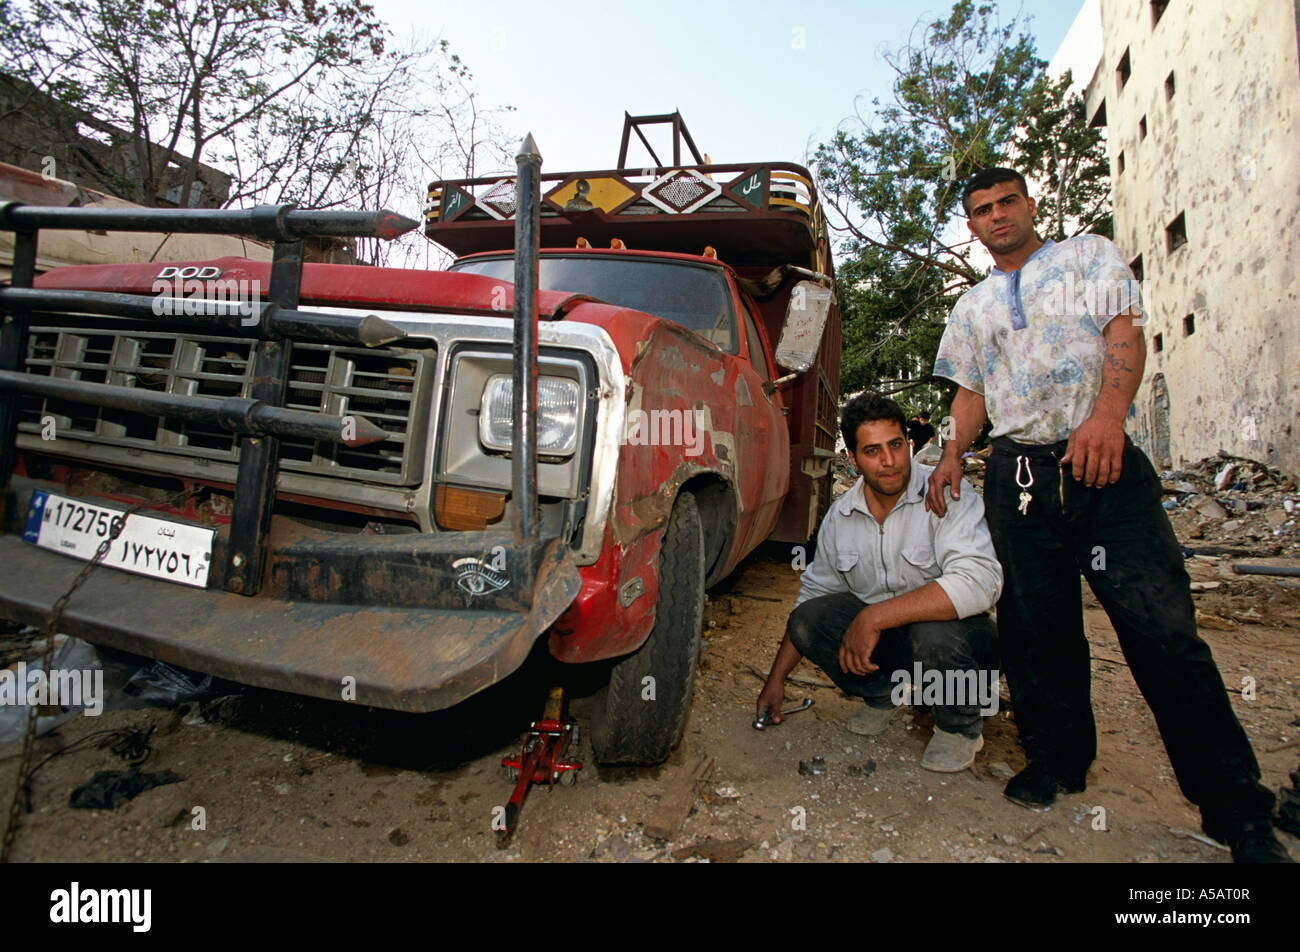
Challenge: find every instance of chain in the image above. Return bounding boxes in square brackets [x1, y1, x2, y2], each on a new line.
[1, 486, 199, 862]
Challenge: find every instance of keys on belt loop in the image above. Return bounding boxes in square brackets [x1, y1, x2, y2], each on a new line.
[1015, 455, 1033, 515]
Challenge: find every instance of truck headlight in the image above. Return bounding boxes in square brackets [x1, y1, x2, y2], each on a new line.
[478, 374, 581, 457]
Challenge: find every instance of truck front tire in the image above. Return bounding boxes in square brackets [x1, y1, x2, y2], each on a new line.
[590, 492, 705, 765]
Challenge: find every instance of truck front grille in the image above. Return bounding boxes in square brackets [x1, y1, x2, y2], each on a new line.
[18, 325, 431, 486]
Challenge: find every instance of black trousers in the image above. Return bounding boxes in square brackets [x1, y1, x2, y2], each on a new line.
[985, 435, 1273, 819]
[788, 591, 998, 738]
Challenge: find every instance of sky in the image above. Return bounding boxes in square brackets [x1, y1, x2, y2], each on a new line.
[372, 0, 1088, 176]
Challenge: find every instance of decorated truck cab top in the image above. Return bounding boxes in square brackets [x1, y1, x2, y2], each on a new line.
[0, 115, 841, 764]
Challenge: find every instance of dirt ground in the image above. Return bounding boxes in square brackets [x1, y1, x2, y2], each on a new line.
[3, 536, 1299, 863]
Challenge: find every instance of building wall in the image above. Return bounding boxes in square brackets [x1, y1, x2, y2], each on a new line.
[0, 75, 230, 209]
[1084, 0, 1300, 474]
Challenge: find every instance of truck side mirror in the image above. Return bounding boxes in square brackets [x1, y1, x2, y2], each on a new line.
[774, 280, 834, 374]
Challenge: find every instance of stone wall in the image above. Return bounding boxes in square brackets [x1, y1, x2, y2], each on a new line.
[0, 74, 230, 209]
[1085, 0, 1300, 474]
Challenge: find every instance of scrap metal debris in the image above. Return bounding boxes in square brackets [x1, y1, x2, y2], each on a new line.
[69, 767, 181, 810]
[798, 756, 828, 776]
[1159, 452, 1299, 556]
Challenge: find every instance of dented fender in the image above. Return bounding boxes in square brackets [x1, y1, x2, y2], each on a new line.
[549, 523, 665, 662]
[550, 308, 788, 662]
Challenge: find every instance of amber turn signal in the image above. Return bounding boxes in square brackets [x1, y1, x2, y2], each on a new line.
[435, 484, 507, 531]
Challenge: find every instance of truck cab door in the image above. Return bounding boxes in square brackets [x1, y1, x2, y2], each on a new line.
[731, 288, 790, 554]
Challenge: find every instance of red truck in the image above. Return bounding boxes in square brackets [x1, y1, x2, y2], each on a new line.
[0, 114, 840, 764]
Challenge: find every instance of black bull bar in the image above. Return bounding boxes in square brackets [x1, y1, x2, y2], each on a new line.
[0, 136, 580, 710]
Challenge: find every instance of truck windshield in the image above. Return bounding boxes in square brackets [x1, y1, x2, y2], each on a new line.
[452, 255, 736, 352]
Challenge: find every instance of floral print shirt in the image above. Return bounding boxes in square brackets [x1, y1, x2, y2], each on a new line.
[933, 236, 1145, 444]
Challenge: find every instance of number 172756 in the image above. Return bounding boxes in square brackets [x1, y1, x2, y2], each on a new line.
[23, 491, 215, 588]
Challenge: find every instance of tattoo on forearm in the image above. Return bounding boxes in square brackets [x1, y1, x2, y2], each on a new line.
[1102, 335, 1139, 393]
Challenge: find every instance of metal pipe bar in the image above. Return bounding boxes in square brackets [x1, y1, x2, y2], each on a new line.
[678, 117, 705, 165]
[631, 125, 663, 168]
[0, 288, 406, 346]
[225, 239, 301, 595]
[0, 228, 36, 495]
[1232, 563, 1300, 578]
[512, 134, 541, 547]
[0, 202, 417, 241]
[0, 370, 387, 446]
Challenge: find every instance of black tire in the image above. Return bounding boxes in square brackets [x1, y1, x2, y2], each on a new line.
[589, 492, 705, 765]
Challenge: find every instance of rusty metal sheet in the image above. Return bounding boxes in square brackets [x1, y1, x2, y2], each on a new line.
[0, 534, 580, 712]
[607, 320, 788, 571]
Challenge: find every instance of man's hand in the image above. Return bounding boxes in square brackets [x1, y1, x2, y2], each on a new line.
[1063, 309, 1143, 487]
[1062, 412, 1126, 487]
[756, 679, 786, 725]
[925, 454, 963, 517]
[925, 386, 985, 516]
[758, 630, 804, 724]
[838, 606, 884, 676]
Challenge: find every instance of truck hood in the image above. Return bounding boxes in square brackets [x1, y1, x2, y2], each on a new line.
[32, 256, 602, 321]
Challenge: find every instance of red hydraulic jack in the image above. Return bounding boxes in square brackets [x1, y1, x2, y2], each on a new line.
[497, 686, 582, 847]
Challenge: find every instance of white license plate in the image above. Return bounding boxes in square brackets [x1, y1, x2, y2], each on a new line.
[24, 491, 214, 588]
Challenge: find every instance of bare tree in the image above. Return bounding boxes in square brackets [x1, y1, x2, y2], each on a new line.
[4, 0, 517, 266]
[223, 35, 516, 266]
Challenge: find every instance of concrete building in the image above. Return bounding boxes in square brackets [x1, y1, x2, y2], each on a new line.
[1049, 0, 1104, 97]
[0, 74, 230, 209]
[1082, 0, 1300, 474]
[0, 75, 356, 267]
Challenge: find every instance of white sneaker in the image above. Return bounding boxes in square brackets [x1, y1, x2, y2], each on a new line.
[845, 703, 899, 736]
[921, 728, 984, 772]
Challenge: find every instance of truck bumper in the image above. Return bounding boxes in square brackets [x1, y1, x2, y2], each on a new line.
[0, 485, 581, 713]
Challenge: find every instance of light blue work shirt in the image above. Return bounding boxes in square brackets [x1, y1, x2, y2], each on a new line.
[795, 462, 1003, 619]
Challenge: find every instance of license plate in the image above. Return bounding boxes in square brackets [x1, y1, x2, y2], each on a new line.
[24, 491, 214, 588]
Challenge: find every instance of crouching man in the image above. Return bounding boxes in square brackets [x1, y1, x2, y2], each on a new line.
[757, 393, 1003, 771]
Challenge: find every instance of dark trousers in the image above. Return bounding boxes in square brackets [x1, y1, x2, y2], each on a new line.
[787, 591, 998, 738]
[985, 435, 1273, 819]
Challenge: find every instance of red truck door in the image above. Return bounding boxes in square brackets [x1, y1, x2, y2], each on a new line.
[730, 282, 789, 558]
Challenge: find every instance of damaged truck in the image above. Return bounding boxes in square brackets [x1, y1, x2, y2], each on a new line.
[0, 114, 840, 764]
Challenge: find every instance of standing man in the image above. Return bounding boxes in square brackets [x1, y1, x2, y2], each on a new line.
[907, 413, 936, 456]
[926, 167, 1289, 862]
[759, 393, 1002, 772]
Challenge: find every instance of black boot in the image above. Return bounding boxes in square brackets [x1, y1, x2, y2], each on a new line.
[1003, 761, 1087, 808]
[1203, 813, 1294, 864]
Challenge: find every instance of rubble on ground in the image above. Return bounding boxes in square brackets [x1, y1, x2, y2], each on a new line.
[1161, 452, 1299, 558]
[958, 447, 990, 492]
